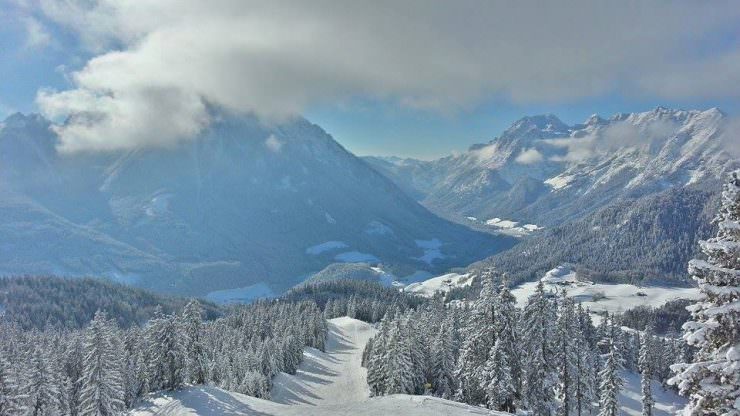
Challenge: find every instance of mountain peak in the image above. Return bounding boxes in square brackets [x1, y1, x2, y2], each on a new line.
[502, 114, 569, 139]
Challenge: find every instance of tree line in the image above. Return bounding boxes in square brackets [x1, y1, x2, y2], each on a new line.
[362, 271, 688, 416]
[0, 299, 326, 415]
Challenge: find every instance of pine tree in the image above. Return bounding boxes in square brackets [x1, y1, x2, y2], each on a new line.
[639, 325, 654, 416]
[181, 300, 207, 385]
[455, 269, 498, 405]
[555, 296, 578, 416]
[484, 339, 515, 411]
[573, 305, 596, 416]
[520, 280, 557, 415]
[385, 320, 416, 394]
[669, 171, 740, 416]
[25, 345, 61, 416]
[0, 355, 24, 416]
[598, 318, 623, 416]
[483, 279, 518, 412]
[146, 312, 184, 391]
[431, 318, 456, 399]
[79, 311, 125, 416]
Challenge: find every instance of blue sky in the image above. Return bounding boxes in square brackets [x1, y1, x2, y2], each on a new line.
[2, 1, 739, 158]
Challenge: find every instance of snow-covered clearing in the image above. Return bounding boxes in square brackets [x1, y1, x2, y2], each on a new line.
[204, 283, 275, 304]
[619, 371, 686, 416]
[544, 174, 576, 190]
[131, 317, 502, 415]
[305, 241, 348, 255]
[414, 238, 446, 264]
[511, 265, 700, 316]
[483, 217, 542, 237]
[405, 272, 474, 297]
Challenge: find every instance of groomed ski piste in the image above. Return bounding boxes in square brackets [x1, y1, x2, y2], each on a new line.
[131, 317, 685, 415]
[130, 317, 503, 415]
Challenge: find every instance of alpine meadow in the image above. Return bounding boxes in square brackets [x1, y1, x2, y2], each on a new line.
[0, 1, 738, 416]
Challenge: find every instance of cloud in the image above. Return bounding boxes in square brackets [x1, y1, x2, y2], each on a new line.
[30, 0, 740, 152]
[515, 148, 544, 164]
[22, 16, 51, 49]
[545, 116, 682, 162]
[720, 116, 740, 159]
[264, 134, 283, 153]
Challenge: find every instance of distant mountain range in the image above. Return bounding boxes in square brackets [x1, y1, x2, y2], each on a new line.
[0, 112, 513, 296]
[366, 107, 738, 284]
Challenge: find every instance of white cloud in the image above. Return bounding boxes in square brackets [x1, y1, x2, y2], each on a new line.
[22, 16, 51, 49]
[545, 117, 681, 162]
[264, 134, 283, 152]
[30, 0, 740, 152]
[515, 148, 544, 164]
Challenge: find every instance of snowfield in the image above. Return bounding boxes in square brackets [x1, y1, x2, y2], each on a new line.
[511, 279, 700, 316]
[405, 273, 474, 297]
[131, 317, 503, 416]
[272, 317, 376, 406]
[619, 371, 686, 416]
[305, 241, 348, 255]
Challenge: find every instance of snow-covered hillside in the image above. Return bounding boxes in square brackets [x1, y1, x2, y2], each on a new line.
[367, 107, 736, 227]
[510, 265, 701, 315]
[131, 317, 503, 416]
[0, 112, 514, 297]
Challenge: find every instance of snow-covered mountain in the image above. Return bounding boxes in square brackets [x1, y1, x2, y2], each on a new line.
[0, 112, 514, 296]
[366, 107, 737, 227]
[367, 108, 737, 283]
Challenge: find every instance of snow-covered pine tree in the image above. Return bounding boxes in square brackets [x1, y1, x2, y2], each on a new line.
[555, 296, 578, 416]
[0, 354, 24, 416]
[146, 311, 184, 391]
[639, 325, 655, 416]
[482, 278, 519, 412]
[25, 345, 61, 416]
[385, 319, 416, 394]
[669, 170, 740, 416]
[455, 269, 498, 405]
[574, 304, 596, 416]
[181, 300, 207, 385]
[484, 338, 515, 412]
[520, 280, 557, 415]
[64, 333, 85, 415]
[598, 317, 623, 416]
[431, 317, 456, 399]
[79, 311, 125, 416]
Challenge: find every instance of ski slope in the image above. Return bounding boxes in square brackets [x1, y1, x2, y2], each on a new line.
[131, 317, 503, 415]
[271, 317, 376, 405]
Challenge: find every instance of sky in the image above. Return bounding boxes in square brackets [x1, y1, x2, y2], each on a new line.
[1, 0, 739, 159]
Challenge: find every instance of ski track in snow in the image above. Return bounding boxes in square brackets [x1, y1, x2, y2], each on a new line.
[131, 317, 503, 416]
[271, 317, 376, 405]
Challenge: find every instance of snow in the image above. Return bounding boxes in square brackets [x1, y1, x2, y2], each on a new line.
[324, 213, 336, 224]
[544, 174, 575, 190]
[618, 371, 687, 416]
[486, 218, 519, 228]
[484, 218, 541, 237]
[272, 317, 376, 405]
[405, 273, 474, 297]
[334, 251, 380, 263]
[204, 283, 275, 304]
[130, 387, 501, 416]
[540, 264, 578, 284]
[414, 238, 446, 264]
[305, 241, 348, 255]
[511, 275, 700, 316]
[131, 317, 502, 416]
[363, 221, 393, 236]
